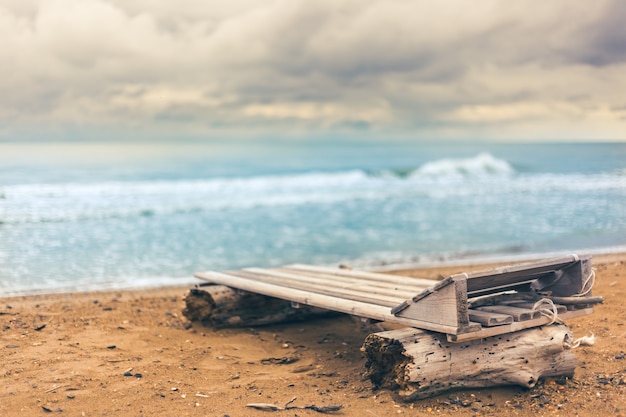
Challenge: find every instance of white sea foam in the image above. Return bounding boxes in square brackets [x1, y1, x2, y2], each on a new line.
[1, 153, 625, 225]
[413, 152, 515, 178]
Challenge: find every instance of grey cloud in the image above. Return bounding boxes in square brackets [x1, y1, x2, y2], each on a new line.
[574, 1, 626, 66]
[1, 0, 626, 141]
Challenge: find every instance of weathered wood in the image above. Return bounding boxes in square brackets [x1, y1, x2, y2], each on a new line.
[284, 264, 436, 288]
[531, 257, 594, 297]
[475, 305, 540, 321]
[363, 324, 578, 401]
[194, 271, 466, 334]
[392, 278, 475, 331]
[234, 268, 408, 306]
[193, 256, 600, 341]
[274, 267, 426, 294]
[447, 308, 593, 342]
[468, 309, 514, 326]
[182, 285, 336, 328]
[462, 255, 587, 297]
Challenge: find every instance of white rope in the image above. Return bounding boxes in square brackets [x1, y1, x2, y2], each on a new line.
[531, 298, 562, 325]
[565, 333, 596, 349]
[572, 268, 596, 297]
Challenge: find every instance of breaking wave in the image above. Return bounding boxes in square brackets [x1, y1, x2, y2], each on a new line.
[1, 153, 623, 225]
[412, 152, 515, 178]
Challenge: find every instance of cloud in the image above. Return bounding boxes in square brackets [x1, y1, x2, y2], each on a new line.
[1, 0, 625, 141]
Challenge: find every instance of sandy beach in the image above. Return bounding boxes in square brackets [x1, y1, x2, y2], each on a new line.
[1, 254, 624, 416]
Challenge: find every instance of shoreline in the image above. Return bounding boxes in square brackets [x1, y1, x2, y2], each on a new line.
[2, 252, 625, 416]
[371, 246, 626, 272]
[3, 245, 626, 298]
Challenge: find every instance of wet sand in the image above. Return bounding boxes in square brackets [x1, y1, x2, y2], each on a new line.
[1, 254, 625, 416]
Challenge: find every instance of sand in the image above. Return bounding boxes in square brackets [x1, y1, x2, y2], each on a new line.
[1, 254, 625, 416]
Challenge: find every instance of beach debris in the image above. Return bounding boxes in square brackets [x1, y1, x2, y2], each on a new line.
[260, 356, 299, 365]
[246, 397, 342, 413]
[193, 255, 601, 343]
[291, 364, 315, 373]
[566, 333, 596, 348]
[363, 324, 578, 401]
[44, 384, 69, 393]
[34, 317, 54, 331]
[182, 285, 336, 328]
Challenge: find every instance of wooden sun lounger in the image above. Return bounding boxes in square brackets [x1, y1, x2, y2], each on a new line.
[194, 254, 602, 342]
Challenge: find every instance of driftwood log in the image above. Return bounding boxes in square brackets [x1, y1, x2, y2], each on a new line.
[182, 285, 337, 328]
[362, 324, 577, 401]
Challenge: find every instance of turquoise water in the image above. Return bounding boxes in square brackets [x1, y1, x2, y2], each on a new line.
[1, 141, 625, 294]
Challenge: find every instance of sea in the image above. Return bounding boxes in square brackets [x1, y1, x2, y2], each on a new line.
[1, 140, 625, 295]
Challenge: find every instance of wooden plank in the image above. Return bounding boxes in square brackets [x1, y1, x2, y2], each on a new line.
[476, 305, 539, 321]
[531, 257, 593, 297]
[267, 267, 421, 298]
[393, 279, 473, 330]
[227, 269, 405, 307]
[274, 267, 426, 294]
[463, 254, 580, 281]
[468, 310, 514, 326]
[447, 308, 594, 342]
[245, 268, 413, 302]
[194, 271, 464, 334]
[459, 255, 584, 296]
[193, 255, 598, 342]
[284, 264, 437, 288]
[465, 276, 539, 297]
[391, 277, 455, 315]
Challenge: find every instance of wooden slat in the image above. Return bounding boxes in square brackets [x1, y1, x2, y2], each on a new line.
[448, 308, 594, 342]
[194, 255, 598, 343]
[273, 267, 425, 294]
[459, 255, 582, 296]
[393, 278, 474, 331]
[391, 277, 456, 315]
[284, 264, 436, 288]
[247, 267, 415, 301]
[228, 269, 405, 307]
[194, 271, 464, 335]
[468, 310, 514, 326]
[475, 305, 540, 321]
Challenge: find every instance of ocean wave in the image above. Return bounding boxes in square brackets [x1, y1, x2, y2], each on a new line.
[1, 153, 624, 225]
[0, 171, 374, 224]
[364, 153, 515, 180]
[412, 152, 515, 178]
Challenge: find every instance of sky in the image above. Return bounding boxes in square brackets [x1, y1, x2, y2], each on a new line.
[2, 0, 626, 143]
